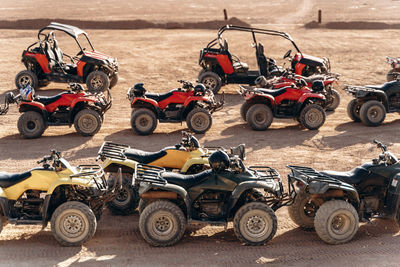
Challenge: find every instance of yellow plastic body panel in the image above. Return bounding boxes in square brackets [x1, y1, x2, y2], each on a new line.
[101, 157, 137, 170]
[150, 149, 191, 169]
[0, 187, 5, 198]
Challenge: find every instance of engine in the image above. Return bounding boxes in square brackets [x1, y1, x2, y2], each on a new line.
[389, 93, 400, 108]
[12, 190, 44, 220]
[193, 192, 228, 219]
[164, 104, 184, 119]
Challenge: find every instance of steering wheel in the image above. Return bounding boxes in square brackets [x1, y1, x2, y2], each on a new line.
[283, 49, 292, 59]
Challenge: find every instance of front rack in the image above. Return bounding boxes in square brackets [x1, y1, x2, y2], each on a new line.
[98, 141, 129, 161]
[71, 164, 107, 190]
[134, 164, 166, 185]
[287, 165, 343, 185]
[343, 85, 374, 93]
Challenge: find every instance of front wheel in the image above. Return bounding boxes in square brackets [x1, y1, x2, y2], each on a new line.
[299, 104, 326, 130]
[325, 89, 340, 111]
[233, 202, 277, 245]
[359, 100, 386, 127]
[186, 108, 212, 134]
[246, 104, 273, 131]
[17, 111, 46, 139]
[139, 200, 186, 247]
[131, 108, 158, 135]
[387, 69, 400, 82]
[314, 200, 359, 245]
[51, 201, 97, 247]
[73, 109, 102, 136]
[198, 71, 222, 94]
[15, 70, 39, 89]
[86, 71, 110, 93]
[106, 173, 139, 215]
[347, 99, 362, 122]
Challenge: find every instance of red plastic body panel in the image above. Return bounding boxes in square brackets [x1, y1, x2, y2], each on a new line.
[216, 54, 234, 74]
[131, 98, 159, 108]
[298, 92, 326, 103]
[70, 96, 98, 109]
[76, 61, 86, 77]
[18, 102, 45, 110]
[31, 53, 51, 73]
[183, 96, 210, 107]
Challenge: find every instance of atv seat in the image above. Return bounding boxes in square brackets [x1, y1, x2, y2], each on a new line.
[35, 92, 69, 106]
[161, 169, 212, 189]
[145, 92, 173, 103]
[321, 167, 369, 185]
[0, 171, 32, 188]
[124, 147, 173, 164]
[257, 87, 289, 97]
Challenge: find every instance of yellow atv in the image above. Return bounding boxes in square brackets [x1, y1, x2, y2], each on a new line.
[0, 150, 117, 246]
[97, 131, 245, 215]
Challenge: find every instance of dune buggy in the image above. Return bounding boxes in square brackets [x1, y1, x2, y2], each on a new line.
[15, 22, 118, 92]
[127, 80, 223, 135]
[198, 25, 331, 93]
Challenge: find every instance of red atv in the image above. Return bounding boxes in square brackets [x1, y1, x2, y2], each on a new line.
[127, 80, 223, 135]
[254, 71, 340, 111]
[0, 83, 111, 138]
[198, 25, 331, 94]
[239, 79, 327, 130]
[15, 22, 118, 92]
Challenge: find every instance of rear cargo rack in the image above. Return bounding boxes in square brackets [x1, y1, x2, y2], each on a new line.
[70, 164, 107, 190]
[287, 165, 343, 185]
[134, 164, 166, 185]
[98, 141, 130, 161]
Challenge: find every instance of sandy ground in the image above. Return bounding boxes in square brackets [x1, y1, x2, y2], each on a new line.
[1, 0, 400, 266]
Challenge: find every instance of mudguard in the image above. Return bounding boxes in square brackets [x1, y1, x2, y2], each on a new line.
[183, 97, 211, 107]
[139, 182, 191, 217]
[298, 92, 325, 104]
[0, 197, 10, 217]
[386, 173, 400, 219]
[70, 97, 98, 108]
[180, 157, 209, 173]
[131, 98, 159, 108]
[46, 177, 95, 195]
[101, 158, 138, 174]
[246, 93, 275, 106]
[355, 89, 389, 110]
[18, 102, 46, 111]
[227, 180, 281, 212]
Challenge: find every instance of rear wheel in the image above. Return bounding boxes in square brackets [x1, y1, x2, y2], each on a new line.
[233, 202, 277, 245]
[347, 99, 362, 122]
[109, 74, 118, 88]
[246, 104, 273, 131]
[359, 100, 386, 127]
[325, 89, 340, 111]
[314, 200, 359, 245]
[198, 71, 222, 94]
[15, 70, 39, 89]
[51, 201, 97, 247]
[288, 190, 321, 229]
[139, 200, 186, 247]
[299, 104, 326, 130]
[240, 102, 250, 121]
[131, 108, 158, 135]
[387, 69, 400, 82]
[86, 71, 110, 93]
[74, 109, 102, 136]
[186, 108, 212, 134]
[106, 173, 139, 215]
[17, 111, 46, 139]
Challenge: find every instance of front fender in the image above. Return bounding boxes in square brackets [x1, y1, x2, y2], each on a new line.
[298, 92, 325, 103]
[180, 158, 209, 173]
[228, 180, 281, 213]
[183, 96, 210, 107]
[46, 177, 94, 195]
[71, 97, 97, 109]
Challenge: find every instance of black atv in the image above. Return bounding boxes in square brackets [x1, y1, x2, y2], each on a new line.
[134, 151, 294, 246]
[287, 140, 400, 244]
[345, 79, 400, 126]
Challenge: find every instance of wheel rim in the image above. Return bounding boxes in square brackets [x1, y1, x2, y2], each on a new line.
[136, 114, 153, 132]
[114, 187, 130, 206]
[59, 212, 87, 239]
[253, 110, 267, 125]
[367, 106, 384, 123]
[190, 112, 210, 132]
[149, 211, 177, 241]
[18, 75, 32, 87]
[305, 108, 323, 128]
[327, 93, 339, 110]
[26, 120, 38, 132]
[328, 211, 354, 238]
[202, 77, 217, 90]
[240, 209, 273, 242]
[90, 75, 104, 90]
[78, 113, 98, 134]
[303, 200, 318, 219]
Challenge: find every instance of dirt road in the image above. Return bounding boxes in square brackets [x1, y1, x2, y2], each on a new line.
[1, 2, 400, 265]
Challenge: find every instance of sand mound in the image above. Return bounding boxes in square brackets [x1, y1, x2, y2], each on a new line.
[0, 17, 250, 30]
[305, 20, 400, 30]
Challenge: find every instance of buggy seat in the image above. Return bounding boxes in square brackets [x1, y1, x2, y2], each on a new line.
[161, 169, 212, 189]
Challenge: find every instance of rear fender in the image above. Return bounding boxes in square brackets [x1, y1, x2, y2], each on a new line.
[246, 94, 275, 107]
[139, 183, 191, 217]
[18, 102, 46, 111]
[228, 180, 281, 214]
[101, 158, 138, 174]
[131, 98, 159, 109]
[307, 181, 360, 206]
[0, 197, 10, 217]
[357, 90, 389, 110]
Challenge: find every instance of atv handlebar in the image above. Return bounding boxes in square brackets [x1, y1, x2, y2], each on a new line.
[37, 150, 62, 168]
[373, 139, 387, 152]
[177, 80, 194, 90]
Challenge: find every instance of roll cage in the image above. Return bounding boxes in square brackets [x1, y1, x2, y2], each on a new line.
[206, 25, 301, 54]
[37, 22, 95, 53]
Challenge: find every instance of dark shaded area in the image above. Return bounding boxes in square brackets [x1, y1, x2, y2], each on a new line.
[305, 20, 400, 30]
[0, 17, 250, 30]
